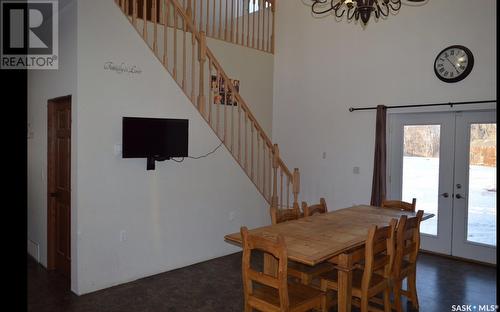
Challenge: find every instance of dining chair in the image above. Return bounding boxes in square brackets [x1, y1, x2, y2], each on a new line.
[391, 210, 424, 312]
[270, 205, 301, 225]
[319, 219, 398, 312]
[302, 198, 328, 217]
[381, 198, 417, 212]
[240, 226, 326, 312]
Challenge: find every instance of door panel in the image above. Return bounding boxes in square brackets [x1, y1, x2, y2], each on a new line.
[402, 124, 441, 236]
[452, 112, 496, 264]
[48, 96, 71, 278]
[389, 112, 455, 255]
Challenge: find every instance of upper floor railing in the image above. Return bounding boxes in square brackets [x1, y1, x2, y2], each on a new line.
[122, 0, 275, 53]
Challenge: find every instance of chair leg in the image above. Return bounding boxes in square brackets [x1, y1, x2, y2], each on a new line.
[301, 272, 311, 285]
[393, 279, 403, 312]
[320, 293, 327, 312]
[244, 303, 252, 312]
[383, 285, 392, 312]
[319, 279, 330, 309]
[407, 270, 419, 310]
[360, 295, 369, 312]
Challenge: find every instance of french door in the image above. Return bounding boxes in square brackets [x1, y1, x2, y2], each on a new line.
[388, 110, 496, 264]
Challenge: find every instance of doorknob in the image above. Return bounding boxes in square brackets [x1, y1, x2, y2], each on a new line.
[49, 192, 58, 197]
[440, 192, 449, 198]
[455, 193, 464, 199]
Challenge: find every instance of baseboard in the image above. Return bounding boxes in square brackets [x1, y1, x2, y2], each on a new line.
[27, 239, 40, 263]
[419, 249, 497, 267]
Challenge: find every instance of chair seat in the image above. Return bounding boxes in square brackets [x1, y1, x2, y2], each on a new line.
[395, 259, 415, 278]
[320, 268, 386, 297]
[373, 256, 413, 278]
[252, 282, 324, 311]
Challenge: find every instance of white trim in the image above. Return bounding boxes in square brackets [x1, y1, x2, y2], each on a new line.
[387, 102, 496, 115]
[27, 239, 40, 262]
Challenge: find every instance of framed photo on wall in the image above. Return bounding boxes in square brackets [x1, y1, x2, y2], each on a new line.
[211, 75, 240, 106]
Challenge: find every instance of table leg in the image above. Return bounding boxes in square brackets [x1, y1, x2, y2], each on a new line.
[263, 253, 278, 277]
[337, 253, 353, 312]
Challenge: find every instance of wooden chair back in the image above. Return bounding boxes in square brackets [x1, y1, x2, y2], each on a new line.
[361, 219, 397, 291]
[270, 206, 301, 225]
[393, 210, 424, 279]
[240, 226, 290, 310]
[381, 198, 417, 212]
[302, 198, 328, 217]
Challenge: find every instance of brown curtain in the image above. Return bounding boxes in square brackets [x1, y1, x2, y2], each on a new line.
[370, 105, 387, 206]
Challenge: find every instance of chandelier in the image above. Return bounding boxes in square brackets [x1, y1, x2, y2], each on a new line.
[309, 0, 427, 26]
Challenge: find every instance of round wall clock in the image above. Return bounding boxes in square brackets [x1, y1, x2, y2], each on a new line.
[434, 45, 474, 83]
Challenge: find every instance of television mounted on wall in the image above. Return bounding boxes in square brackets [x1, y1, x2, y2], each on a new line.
[122, 117, 189, 170]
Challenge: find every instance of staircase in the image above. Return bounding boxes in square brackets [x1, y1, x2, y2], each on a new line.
[114, 0, 298, 210]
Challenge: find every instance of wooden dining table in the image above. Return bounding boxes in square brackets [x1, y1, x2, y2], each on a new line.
[224, 204, 434, 312]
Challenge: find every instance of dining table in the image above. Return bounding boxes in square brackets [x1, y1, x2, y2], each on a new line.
[224, 204, 434, 312]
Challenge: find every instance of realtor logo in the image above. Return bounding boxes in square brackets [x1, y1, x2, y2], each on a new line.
[1, 0, 58, 69]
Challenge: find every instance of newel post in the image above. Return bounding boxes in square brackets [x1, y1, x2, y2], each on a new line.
[271, 144, 279, 208]
[198, 31, 207, 116]
[292, 168, 300, 210]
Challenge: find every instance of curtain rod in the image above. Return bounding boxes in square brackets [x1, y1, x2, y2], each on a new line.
[348, 100, 497, 112]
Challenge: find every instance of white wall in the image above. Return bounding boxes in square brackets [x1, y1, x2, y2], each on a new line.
[207, 37, 274, 135]
[74, 0, 269, 295]
[27, 0, 78, 291]
[272, 0, 496, 209]
[135, 19, 274, 135]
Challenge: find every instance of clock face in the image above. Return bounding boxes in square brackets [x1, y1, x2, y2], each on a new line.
[434, 45, 474, 83]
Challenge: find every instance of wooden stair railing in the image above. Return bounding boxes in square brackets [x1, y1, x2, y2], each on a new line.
[114, 0, 295, 207]
[123, 0, 275, 53]
[183, 0, 275, 54]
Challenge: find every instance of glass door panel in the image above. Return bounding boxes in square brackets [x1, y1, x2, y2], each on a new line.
[452, 112, 496, 264]
[466, 123, 496, 246]
[402, 125, 441, 236]
[388, 112, 455, 255]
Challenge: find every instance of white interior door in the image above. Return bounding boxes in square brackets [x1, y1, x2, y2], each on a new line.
[451, 111, 496, 263]
[388, 110, 497, 264]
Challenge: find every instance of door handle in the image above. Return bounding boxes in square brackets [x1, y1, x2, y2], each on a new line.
[440, 192, 449, 198]
[455, 193, 464, 199]
[49, 192, 58, 197]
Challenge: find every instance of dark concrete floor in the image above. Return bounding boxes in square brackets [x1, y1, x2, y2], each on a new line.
[28, 252, 496, 312]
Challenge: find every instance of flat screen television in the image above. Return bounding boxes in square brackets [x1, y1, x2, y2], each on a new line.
[122, 117, 188, 170]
